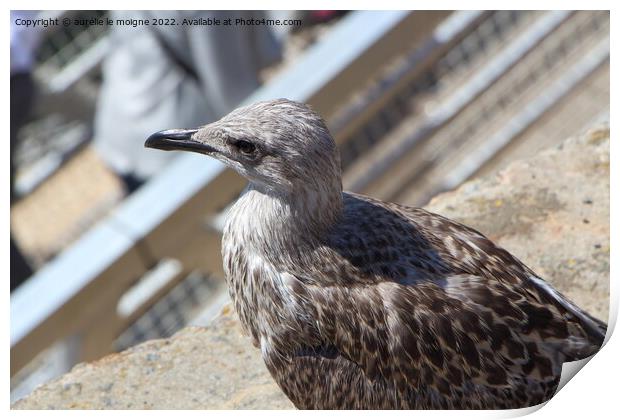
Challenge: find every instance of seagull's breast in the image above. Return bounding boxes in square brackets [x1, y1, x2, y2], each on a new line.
[222, 199, 314, 350]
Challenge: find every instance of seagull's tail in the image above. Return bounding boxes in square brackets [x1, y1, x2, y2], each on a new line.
[529, 275, 607, 360]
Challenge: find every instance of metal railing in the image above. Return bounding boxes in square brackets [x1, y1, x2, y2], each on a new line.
[341, 11, 609, 206]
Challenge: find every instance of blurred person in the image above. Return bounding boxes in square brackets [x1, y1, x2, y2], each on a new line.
[10, 10, 43, 289]
[93, 10, 282, 193]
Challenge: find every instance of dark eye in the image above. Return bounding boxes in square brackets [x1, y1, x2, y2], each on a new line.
[234, 139, 256, 155]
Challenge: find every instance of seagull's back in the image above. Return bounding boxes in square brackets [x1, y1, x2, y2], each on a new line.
[223, 189, 605, 409]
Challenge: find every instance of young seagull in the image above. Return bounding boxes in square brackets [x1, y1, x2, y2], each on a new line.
[145, 99, 606, 409]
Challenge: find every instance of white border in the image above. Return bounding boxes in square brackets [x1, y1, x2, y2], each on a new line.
[4, 2, 617, 419]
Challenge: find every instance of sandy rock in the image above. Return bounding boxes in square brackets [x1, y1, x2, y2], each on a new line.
[13, 125, 609, 409]
[13, 307, 293, 409]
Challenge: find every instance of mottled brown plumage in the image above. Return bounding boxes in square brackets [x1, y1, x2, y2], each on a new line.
[146, 99, 606, 409]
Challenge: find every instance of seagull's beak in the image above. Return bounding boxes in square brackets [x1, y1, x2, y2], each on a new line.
[144, 128, 216, 154]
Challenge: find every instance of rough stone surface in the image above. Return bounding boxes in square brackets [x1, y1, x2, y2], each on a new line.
[13, 125, 609, 409]
[13, 305, 293, 410]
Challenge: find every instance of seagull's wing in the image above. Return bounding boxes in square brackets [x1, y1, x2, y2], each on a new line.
[333, 193, 605, 358]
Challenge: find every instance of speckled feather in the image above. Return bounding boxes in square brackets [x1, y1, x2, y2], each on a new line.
[150, 99, 606, 409]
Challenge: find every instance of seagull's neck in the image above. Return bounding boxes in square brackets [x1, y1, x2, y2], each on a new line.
[223, 181, 342, 347]
[225, 182, 343, 259]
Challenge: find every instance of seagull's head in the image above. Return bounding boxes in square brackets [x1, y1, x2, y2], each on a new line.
[145, 99, 342, 197]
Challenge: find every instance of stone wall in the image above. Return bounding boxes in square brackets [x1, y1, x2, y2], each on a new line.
[13, 125, 609, 409]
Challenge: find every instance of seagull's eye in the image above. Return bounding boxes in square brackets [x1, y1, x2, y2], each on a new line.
[234, 140, 256, 155]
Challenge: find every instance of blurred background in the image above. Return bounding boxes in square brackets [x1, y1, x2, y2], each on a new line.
[10, 10, 609, 402]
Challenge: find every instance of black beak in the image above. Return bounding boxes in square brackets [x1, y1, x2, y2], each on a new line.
[145, 129, 216, 153]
